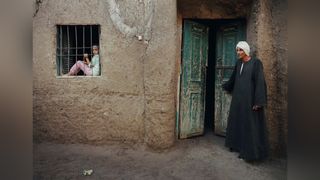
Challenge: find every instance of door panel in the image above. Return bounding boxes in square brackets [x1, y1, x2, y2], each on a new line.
[214, 22, 245, 136]
[179, 20, 208, 139]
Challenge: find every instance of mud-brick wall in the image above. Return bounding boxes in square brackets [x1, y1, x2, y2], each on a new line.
[33, 0, 287, 154]
[33, 0, 177, 149]
[270, 0, 288, 157]
[247, 0, 288, 157]
[143, 1, 177, 149]
[177, 0, 288, 156]
[33, 0, 166, 146]
[177, 0, 250, 19]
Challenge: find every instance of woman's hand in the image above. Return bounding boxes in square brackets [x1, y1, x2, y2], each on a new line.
[252, 105, 262, 111]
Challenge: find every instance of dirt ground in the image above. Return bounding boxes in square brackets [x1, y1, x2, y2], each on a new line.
[34, 131, 286, 180]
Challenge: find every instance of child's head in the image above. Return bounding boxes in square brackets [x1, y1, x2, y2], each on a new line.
[92, 45, 99, 55]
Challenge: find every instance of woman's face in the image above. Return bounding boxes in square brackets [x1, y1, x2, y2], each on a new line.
[236, 48, 246, 60]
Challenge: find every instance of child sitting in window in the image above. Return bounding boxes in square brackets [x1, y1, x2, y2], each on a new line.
[64, 45, 100, 76]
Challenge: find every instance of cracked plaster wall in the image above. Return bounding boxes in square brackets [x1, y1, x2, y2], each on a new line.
[33, 0, 287, 155]
[33, 0, 177, 149]
[245, 0, 288, 157]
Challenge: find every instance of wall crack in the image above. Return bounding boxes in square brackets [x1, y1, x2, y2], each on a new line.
[106, 0, 155, 43]
[33, 0, 43, 17]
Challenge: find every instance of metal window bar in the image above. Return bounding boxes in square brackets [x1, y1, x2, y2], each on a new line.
[90, 25, 92, 56]
[75, 26, 77, 62]
[67, 26, 70, 72]
[63, 27, 67, 74]
[59, 26, 62, 75]
[57, 25, 99, 75]
[98, 26, 101, 75]
[83, 25, 85, 56]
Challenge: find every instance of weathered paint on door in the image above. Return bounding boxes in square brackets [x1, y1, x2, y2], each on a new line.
[214, 22, 245, 136]
[179, 20, 208, 139]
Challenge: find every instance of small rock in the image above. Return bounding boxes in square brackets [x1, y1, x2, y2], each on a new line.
[83, 169, 93, 176]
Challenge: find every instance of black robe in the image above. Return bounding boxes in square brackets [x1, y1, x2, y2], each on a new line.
[222, 58, 269, 161]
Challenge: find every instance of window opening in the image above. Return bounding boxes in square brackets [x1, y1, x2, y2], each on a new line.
[56, 25, 100, 76]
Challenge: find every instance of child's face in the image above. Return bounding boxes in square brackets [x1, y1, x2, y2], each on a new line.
[93, 47, 99, 55]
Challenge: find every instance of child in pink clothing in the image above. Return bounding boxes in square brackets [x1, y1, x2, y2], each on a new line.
[65, 45, 100, 76]
[67, 53, 92, 76]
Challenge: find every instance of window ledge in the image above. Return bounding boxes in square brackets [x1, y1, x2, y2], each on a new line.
[56, 76, 102, 79]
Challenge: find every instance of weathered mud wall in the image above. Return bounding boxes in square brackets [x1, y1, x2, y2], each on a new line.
[177, 0, 288, 156]
[33, 0, 175, 148]
[247, 0, 288, 157]
[143, 1, 177, 149]
[177, 0, 251, 19]
[270, 0, 288, 157]
[33, 0, 287, 155]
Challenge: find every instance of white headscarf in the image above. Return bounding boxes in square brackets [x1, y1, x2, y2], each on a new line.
[236, 41, 250, 56]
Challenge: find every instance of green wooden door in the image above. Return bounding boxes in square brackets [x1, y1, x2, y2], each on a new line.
[179, 20, 208, 139]
[214, 22, 245, 136]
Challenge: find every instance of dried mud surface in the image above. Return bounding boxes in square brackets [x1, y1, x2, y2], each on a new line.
[34, 132, 286, 180]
